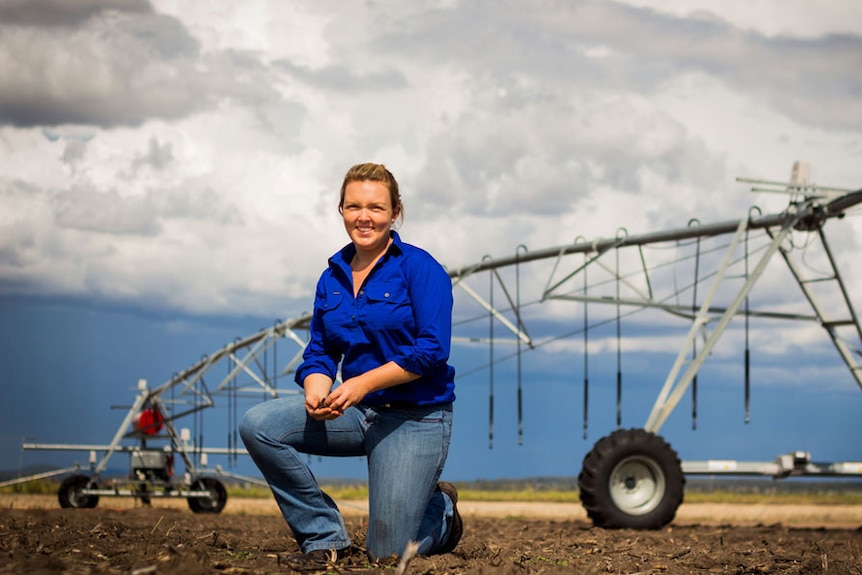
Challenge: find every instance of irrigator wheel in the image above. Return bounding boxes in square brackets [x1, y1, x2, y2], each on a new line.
[187, 477, 228, 514]
[578, 428, 684, 529]
[58, 474, 100, 509]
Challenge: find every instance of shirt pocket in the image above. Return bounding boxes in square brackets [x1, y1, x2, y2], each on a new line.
[316, 289, 346, 312]
[316, 289, 356, 350]
[366, 282, 414, 331]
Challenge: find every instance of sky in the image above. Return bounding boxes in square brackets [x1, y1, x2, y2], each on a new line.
[1, 0, 862, 484]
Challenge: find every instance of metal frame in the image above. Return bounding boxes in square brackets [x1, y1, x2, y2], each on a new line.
[446, 183, 862, 479]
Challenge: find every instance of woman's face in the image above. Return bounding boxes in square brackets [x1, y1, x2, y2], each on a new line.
[341, 180, 399, 256]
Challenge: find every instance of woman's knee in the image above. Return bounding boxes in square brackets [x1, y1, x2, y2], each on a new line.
[239, 401, 269, 446]
[238, 414, 255, 448]
[239, 397, 306, 446]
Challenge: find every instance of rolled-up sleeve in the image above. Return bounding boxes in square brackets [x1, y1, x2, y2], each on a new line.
[391, 256, 453, 376]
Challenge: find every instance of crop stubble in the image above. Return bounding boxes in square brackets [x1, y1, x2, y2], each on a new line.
[1, 494, 860, 574]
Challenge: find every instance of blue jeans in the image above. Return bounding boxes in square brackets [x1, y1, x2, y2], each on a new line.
[239, 396, 455, 559]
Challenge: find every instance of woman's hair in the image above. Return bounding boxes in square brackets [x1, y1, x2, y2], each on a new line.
[339, 163, 403, 220]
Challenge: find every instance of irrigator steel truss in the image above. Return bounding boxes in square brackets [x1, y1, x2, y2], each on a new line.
[9, 172, 862, 527]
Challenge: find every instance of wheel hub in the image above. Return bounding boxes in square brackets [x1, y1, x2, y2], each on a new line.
[609, 455, 666, 516]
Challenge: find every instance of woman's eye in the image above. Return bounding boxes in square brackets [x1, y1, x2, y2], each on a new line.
[342, 204, 388, 213]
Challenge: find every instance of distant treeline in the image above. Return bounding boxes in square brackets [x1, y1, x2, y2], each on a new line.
[0, 465, 58, 482]
[451, 476, 862, 495]
[3, 467, 861, 496]
[305, 476, 862, 495]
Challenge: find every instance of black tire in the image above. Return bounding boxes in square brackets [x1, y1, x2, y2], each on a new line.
[578, 428, 684, 529]
[187, 477, 227, 514]
[58, 475, 99, 509]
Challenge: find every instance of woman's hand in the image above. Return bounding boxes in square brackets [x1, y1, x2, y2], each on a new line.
[304, 363, 419, 420]
[303, 375, 339, 421]
[323, 376, 370, 414]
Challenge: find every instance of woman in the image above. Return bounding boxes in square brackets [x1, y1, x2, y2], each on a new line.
[240, 163, 461, 568]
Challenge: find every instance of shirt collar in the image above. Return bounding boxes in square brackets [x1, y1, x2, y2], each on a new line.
[330, 230, 403, 272]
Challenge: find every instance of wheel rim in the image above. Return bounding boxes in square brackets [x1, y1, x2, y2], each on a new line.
[68, 479, 93, 507]
[193, 479, 222, 510]
[199, 493, 217, 510]
[608, 455, 666, 516]
[69, 487, 84, 506]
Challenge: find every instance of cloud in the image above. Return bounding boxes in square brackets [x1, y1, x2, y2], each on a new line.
[413, 93, 725, 220]
[276, 61, 408, 92]
[54, 184, 162, 236]
[616, 0, 862, 39]
[52, 179, 233, 236]
[0, 1, 294, 129]
[0, 0, 152, 27]
[0, 0, 859, 324]
[391, 1, 862, 131]
[0, 8, 206, 126]
[130, 136, 174, 172]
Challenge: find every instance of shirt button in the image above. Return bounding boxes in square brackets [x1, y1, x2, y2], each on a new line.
[359, 290, 364, 295]
[384, 292, 390, 297]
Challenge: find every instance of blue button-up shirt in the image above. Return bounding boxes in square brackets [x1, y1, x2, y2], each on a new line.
[295, 231, 456, 407]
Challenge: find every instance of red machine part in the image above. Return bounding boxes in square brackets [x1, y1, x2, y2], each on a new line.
[132, 408, 164, 435]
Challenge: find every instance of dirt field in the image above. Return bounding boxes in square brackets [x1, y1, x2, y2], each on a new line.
[1, 494, 861, 574]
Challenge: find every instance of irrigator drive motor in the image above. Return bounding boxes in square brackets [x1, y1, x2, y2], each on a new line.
[131, 449, 173, 482]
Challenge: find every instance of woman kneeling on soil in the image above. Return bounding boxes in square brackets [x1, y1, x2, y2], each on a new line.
[240, 162, 461, 569]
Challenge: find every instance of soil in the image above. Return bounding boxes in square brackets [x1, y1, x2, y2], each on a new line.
[1, 495, 861, 574]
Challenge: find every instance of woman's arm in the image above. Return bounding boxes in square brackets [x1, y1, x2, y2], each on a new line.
[322, 362, 419, 416]
[392, 254, 453, 375]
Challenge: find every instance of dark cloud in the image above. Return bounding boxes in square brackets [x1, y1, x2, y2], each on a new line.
[372, 0, 862, 131]
[0, 10, 207, 127]
[0, 0, 152, 27]
[0, 7, 295, 130]
[120, 9, 200, 58]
